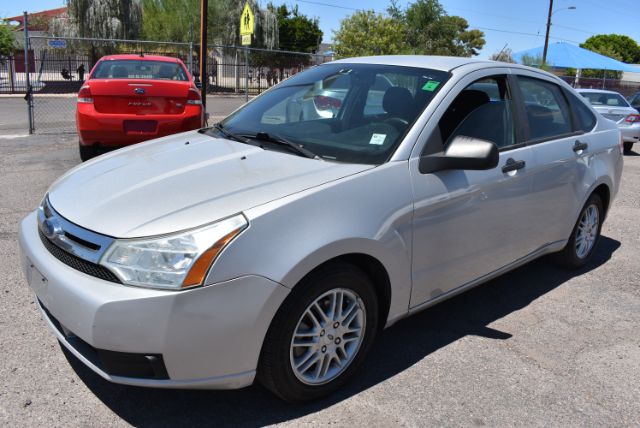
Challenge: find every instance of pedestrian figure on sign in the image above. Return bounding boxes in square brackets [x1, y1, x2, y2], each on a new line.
[77, 64, 85, 81]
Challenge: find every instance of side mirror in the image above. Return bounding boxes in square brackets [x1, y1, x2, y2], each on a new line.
[419, 135, 499, 174]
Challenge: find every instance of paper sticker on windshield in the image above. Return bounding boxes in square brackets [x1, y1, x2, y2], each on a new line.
[369, 133, 386, 145]
[422, 80, 440, 91]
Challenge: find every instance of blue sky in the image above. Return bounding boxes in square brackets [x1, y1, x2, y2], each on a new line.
[3, 0, 640, 59]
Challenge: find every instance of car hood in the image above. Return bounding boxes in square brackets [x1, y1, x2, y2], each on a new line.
[48, 131, 373, 238]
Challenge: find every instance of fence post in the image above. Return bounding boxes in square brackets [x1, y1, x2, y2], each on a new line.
[235, 49, 239, 93]
[8, 56, 15, 93]
[188, 42, 193, 75]
[23, 11, 34, 134]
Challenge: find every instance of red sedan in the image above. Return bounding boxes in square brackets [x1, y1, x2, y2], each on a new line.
[76, 54, 204, 160]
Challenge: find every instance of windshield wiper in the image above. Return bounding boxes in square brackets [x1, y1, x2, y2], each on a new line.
[199, 123, 251, 144]
[247, 132, 321, 160]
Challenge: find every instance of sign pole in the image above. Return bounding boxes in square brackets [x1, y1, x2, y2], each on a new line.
[245, 47, 249, 102]
[239, 2, 254, 104]
[199, 0, 208, 110]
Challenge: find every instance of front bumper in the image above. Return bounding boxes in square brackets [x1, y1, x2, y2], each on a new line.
[19, 211, 289, 389]
[619, 122, 640, 143]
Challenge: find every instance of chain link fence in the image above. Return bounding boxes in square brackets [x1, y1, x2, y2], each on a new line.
[558, 75, 640, 97]
[14, 36, 331, 134]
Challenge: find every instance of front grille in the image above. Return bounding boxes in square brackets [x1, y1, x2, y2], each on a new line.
[39, 229, 121, 283]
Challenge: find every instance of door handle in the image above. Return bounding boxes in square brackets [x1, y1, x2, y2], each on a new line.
[502, 158, 526, 173]
[573, 140, 588, 153]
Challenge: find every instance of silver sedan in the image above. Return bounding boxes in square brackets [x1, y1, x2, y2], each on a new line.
[20, 56, 623, 402]
[576, 88, 640, 153]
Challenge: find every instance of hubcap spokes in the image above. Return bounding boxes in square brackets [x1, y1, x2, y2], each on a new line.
[290, 288, 365, 385]
[575, 204, 599, 259]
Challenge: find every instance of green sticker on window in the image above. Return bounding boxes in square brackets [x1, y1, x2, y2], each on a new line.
[422, 80, 440, 91]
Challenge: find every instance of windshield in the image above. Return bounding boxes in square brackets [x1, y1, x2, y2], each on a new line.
[219, 63, 450, 164]
[580, 91, 630, 108]
[91, 60, 189, 81]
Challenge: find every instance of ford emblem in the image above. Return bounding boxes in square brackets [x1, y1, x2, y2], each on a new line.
[134, 88, 146, 95]
[43, 218, 62, 240]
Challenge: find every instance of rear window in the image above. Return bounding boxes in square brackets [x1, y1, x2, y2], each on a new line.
[92, 60, 188, 81]
[579, 91, 629, 107]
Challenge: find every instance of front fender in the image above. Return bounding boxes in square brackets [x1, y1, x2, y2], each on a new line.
[208, 161, 415, 325]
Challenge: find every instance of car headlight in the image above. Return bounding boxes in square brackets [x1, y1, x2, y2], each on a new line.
[100, 214, 248, 290]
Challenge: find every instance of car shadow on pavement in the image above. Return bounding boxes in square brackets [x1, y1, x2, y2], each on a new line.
[63, 236, 620, 427]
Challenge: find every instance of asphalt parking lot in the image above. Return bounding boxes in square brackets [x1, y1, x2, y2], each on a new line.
[0, 129, 639, 427]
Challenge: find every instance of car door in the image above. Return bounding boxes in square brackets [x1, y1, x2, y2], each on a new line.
[511, 73, 594, 245]
[408, 71, 538, 308]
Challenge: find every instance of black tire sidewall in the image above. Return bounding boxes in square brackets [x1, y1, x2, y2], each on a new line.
[258, 263, 379, 402]
[78, 143, 94, 162]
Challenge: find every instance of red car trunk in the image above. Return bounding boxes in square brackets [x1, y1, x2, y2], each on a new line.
[90, 79, 191, 115]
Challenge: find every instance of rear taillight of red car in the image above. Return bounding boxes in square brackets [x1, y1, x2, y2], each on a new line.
[624, 114, 640, 123]
[77, 85, 93, 104]
[187, 88, 202, 105]
[313, 95, 342, 111]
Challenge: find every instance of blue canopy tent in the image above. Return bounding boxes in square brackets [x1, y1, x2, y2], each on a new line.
[513, 42, 640, 88]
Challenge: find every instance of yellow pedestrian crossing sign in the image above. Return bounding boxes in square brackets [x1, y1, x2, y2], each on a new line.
[240, 2, 254, 36]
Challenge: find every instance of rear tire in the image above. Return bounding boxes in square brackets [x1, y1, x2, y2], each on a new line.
[551, 193, 603, 269]
[258, 262, 379, 402]
[79, 143, 95, 162]
[623, 142, 633, 154]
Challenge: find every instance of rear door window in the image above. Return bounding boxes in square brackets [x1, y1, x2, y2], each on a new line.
[516, 76, 572, 141]
[565, 90, 597, 132]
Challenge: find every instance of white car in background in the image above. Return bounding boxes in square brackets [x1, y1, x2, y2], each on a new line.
[577, 89, 640, 153]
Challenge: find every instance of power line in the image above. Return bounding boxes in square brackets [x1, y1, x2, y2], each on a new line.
[294, 0, 382, 13]
[470, 25, 581, 44]
[294, 0, 583, 43]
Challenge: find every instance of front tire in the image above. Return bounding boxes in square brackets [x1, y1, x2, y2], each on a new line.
[552, 193, 603, 269]
[258, 262, 379, 402]
[623, 142, 633, 154]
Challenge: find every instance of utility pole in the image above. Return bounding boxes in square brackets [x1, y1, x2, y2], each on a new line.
[199, 0, 208, 110]
[542, 0, 553, 66]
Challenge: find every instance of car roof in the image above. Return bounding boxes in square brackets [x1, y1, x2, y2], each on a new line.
[99, 54, 182, 63]
[330, 55, 554, 75]
[575, 88, 623, 95]
[331, 55, 495, 72]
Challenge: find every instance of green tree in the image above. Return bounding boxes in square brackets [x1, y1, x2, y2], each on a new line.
[56, 0, 143, 39]
[581, 34, 640, 64]
[268, 4, 322, 53]
[141, 0, 278, 49]
[141, 0, 199, 43]
[0, 23, 15, 56]
[333, 10, 408, 58]
[403, 0, 484, 56]
[333, 0, 485, 58]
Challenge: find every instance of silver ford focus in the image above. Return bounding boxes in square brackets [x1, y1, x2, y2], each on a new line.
[20, 56, 623, 402]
